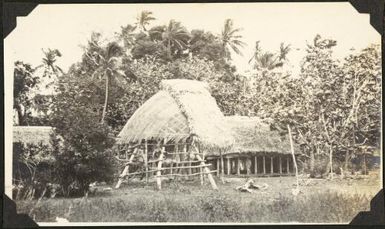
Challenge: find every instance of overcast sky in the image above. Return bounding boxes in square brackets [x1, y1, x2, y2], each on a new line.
[5, 2, 380, 77]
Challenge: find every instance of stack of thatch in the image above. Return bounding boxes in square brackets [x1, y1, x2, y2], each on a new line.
[225, 116, 292, 155]
[13, 126, 53, 146]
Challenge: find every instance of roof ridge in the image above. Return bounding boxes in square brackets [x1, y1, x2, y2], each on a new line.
[161, 82, 195, 137]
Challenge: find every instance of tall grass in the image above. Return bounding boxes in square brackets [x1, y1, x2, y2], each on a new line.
[16, 190, 371, 223]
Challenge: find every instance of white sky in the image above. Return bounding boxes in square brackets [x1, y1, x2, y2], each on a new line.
[4, 2, 380, 76]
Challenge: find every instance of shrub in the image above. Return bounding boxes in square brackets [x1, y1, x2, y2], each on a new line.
[198, 192, 241, 222]
[12, 142, 55, 200]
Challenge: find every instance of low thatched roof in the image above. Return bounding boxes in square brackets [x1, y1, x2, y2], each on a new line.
[117, 79, 234, 150]
[225, 116, 293, 155]
[13, 126, 53, 146]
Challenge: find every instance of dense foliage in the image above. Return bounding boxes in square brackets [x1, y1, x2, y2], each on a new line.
[248, 36, 381, 176]
[13, 143, 54, 200]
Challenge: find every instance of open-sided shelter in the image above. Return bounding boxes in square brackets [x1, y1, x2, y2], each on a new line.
[206, 116, 296, 177]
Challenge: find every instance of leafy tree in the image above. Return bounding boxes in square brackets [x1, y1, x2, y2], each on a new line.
[35, 48, 63, 78]
[118, 24, 137, 51]
[338, 44, 381, 170]
[251, 35, 381, 177]
[13, 61, 39, 125]
[131, 31, 166, 60]
[135, 10, 156, 32]
[151, 20, 191, 60]
[13, 142, 54, 199]
[220, 19, 246, 59]
[249, 41, 291, 72]
[190, 30, 224, 61]
[51, 68, 117, 196]
[82, 33, 126, 123]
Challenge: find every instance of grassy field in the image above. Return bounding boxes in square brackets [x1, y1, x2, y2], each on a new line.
[16, 170, 381, 223]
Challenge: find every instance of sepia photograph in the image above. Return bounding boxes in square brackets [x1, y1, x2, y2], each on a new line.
[3, 2, 382, 225]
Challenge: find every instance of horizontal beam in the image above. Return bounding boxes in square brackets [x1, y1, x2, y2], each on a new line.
[157, 170, 218, 177]
[150, 164, 212, 170]
[223, 173, 296, 177]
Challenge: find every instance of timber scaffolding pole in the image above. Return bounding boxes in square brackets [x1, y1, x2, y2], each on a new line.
[115, 139, 218, 190]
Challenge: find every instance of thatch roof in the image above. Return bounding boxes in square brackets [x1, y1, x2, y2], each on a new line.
[225, 116, 293, 155]
[117, 79, 234, 150]
[13, 126, 53, 146]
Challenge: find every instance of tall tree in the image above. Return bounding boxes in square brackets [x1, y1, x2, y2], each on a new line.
[118, 24, 137, 51]
[151, 20, 191, 60]
[135, 10, 156, 32]
[13, 61, 39, 125]
[220, 19, 246, 59]
[249, 42, 291, 71]
[36, 48, 63, 78]
[82, 35, 126, 123]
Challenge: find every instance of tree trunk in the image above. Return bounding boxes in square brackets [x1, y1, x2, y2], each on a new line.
[310, 146, 315, 174]
[220, 152, 225, 183]
[344, 151, 350, 172]
[101, 73, 109, 124]
[15, 104, 25, 125]
[329, 146, 334, 179]
[167, 41, 172, 60]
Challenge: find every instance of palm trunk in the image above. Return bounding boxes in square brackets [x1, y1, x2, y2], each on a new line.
[15, 104, 24, 125]
[101, 74, 109, 124]
[167, 40, 172, 60]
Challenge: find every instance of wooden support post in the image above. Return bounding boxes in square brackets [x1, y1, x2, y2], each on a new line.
[226, 158, 230, 175]
[270, 156, 274, 174]
[144, 140, 148, 183]
[216, 158, 220, 177]
[186, 144, 192, 175]
[171, 144, 178, 176]
[254, 156, 258, 175]
[286, 157, 289, 174]
[195, 142, 204, 185]
[237, 157, 240, 175]
[263, 155, 266, 174]
[156, 145, 165, 190]
[279, 156, 282, 175]
[115, 149, 137, 189]
[246, 158, 251, 175]
[196, 155, 218, 190]
[220, 151, 225, 183]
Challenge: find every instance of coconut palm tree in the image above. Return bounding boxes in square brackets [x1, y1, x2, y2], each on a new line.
[248, 41, 262, 64]
[152, 20, 190, 60]
[136, 10, 156, 32]
[220, 19, 246, 58]
[84, 40, 126, 123]
[278, 42, 291, 61]
[118, 24, 137, 50]
[36, 48, 63, 78]
[249, 42, 291, 71]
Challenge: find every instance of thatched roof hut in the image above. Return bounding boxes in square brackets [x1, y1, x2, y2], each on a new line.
[117, 79, 234, 151]
[225, 116, 292, 155]
[13, 126, 53, 146]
